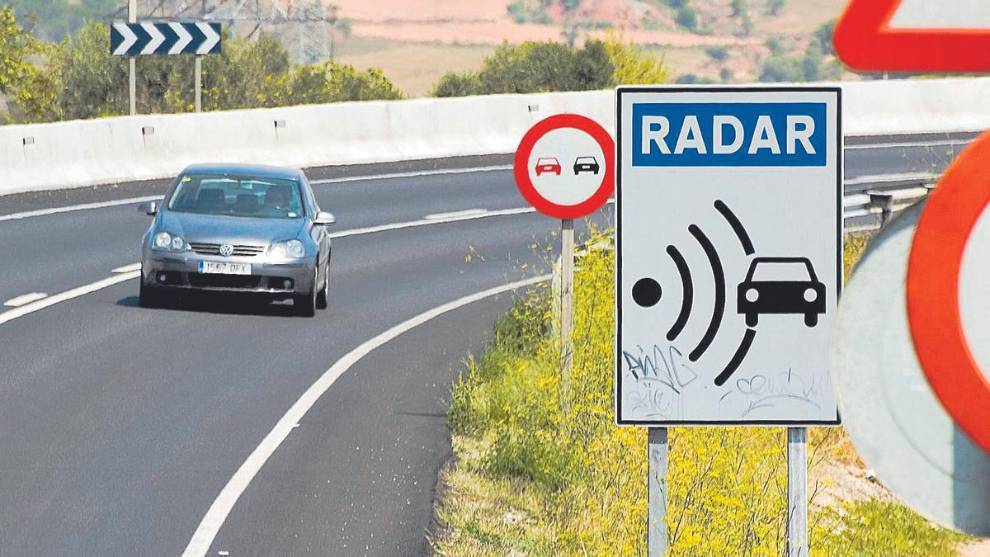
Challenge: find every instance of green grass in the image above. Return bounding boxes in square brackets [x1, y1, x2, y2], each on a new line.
[432, 228, 968, 556]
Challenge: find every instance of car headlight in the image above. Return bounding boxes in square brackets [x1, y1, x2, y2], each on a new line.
[153, 231, 172, 250]
[270, 239, 305, 259]
[745, 288, 759, 302]
[152, 231, 186, 252]
[804, 287, 818, 302]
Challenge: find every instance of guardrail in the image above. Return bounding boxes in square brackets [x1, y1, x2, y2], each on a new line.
[2, 77, 990, 196]
[844, 172, 937, 231]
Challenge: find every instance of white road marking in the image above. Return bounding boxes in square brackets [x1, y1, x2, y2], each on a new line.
[3, 292, 48, 307]
[112, 263, 143, 273]
[0, 272, 139, 326]
[845, 139, 971, 150]
[0, 204, 555, 326]
[0, 196, 162, 223]
[309, 165, 512, 185]
[329, 207, 536, 238]
[425, 208, 487, 220]
[180, 274, 549, 557]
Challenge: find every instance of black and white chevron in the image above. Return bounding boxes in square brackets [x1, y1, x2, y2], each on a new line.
[110, 21, 221, 56]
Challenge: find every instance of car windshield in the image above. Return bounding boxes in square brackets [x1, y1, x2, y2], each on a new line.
[167, 174, 304, 219]
[537, 158, 558, 165]
[576, 157, 596, 164]
[750, 260, 813, 282]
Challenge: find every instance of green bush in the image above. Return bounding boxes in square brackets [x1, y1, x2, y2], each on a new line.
[675, 6, 699, 31]
[435, 230, 967, 556]
[705, 46, 729, 62]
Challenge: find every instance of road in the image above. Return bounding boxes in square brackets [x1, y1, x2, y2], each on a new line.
[0, 136, 965, 556]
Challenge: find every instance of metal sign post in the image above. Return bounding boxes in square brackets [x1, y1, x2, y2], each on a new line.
[648, 427, 668, 557]
[194, 56, 203, 112]
[561, 218, 575, 379]
[128, 0, 136, 115]
[787, 427, 808, 557]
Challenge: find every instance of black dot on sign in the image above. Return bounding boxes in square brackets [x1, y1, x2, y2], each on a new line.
[632, 278, 662, 307]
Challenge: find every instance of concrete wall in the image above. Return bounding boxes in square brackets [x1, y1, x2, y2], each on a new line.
[2, 78, 989, 195]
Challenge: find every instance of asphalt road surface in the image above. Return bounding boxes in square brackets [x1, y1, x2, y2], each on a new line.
[0, 136, 962, 556]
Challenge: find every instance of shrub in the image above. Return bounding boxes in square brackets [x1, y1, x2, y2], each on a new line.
[705, 46, 729, 62]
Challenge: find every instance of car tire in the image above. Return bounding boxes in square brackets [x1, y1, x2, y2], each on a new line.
[316, 261, 329, 310]
[745, 313, 758, 327]
[295, 266, 318, 317]
[804, 313, 818, 327]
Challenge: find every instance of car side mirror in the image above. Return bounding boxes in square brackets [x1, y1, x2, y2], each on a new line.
[138, 201, 159, 216]
[314, 211, 335, 226]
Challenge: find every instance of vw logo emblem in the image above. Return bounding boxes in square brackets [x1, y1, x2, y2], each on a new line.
[219, 244, 234, 257]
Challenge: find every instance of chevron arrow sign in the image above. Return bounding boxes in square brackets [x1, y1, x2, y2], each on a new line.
[110, 21, 221, 56]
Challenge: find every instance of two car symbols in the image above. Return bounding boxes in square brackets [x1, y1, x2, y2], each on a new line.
[534, 156, 600, 176]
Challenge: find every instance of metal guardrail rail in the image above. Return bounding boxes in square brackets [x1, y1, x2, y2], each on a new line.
[843, 172, 938, 232]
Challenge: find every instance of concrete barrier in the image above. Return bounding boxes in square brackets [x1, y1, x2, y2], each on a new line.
[2, 77, 990, 195]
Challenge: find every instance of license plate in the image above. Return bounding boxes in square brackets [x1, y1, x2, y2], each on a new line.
[198, 261, 251, 275]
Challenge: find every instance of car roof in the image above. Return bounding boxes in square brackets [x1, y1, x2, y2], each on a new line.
[181, 163, 304, 181]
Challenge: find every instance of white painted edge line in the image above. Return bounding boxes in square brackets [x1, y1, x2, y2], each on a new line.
[0, 196, 162, 223]
[3, 293, 48, 308]
[844, 172, 938, 186]
[310, 165, 512, 185]
[0, 272, 139, 326]
[180, 273, 550, 557]
[425, 208, 487, 220]
[112, 263, 143, 273]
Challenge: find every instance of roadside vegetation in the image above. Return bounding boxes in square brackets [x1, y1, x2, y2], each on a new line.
[0, 6, 401, 123]
[432, 229, 968, 555]
[433, 36, 669, 97]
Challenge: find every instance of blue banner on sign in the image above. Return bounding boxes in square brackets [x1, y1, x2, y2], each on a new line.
[631, 102, 827, 167]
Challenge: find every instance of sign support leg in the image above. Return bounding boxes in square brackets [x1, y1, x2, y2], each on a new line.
[128, 0, 137, 115]
[648, 427, 668, 557]
[560, 218, 574, 379]
[194, 56, 203, 113]
[787, 427, 808, 557]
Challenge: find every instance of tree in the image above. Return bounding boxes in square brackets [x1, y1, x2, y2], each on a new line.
[432, 71, 481, 97]
[766, 0, 785, 16]
[604, 35, 670, 85]
[675, 6, 699, 31]
[731, 0, 748, 18]
[815, 20, 837, 56]
[0, 6, 37, 94]
[705, 46, 729, 63]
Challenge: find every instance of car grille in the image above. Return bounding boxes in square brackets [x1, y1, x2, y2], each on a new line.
[188, 274, 262, 289]
[188, 242, 265, 257]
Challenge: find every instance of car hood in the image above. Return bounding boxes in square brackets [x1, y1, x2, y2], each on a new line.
[159, 211, 306, 245]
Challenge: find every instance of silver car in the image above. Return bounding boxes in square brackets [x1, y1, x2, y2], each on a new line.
[138, 163, 335, 316]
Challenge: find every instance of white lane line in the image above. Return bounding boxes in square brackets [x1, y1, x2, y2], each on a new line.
[310, 165, 512, 185]
[0, 196, 162, 223]
[329, 206, 536, 238]
[3, 293, 48, 308]
[0, 272, 140, 326]
[180, 274, 549, 557]
[112, 263, 143, 273]
[425, 208, 487, 220]
[845, 139, 971, 150]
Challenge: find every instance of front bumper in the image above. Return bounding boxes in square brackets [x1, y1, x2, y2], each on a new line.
[142, 251, 317, 296]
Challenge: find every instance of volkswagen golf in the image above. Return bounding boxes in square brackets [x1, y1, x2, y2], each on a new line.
[138, 163, 335, 316]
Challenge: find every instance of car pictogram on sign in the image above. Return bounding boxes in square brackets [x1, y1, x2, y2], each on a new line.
[535, 157, 561, 176]
[737, 257, 826, 328]
[573, 156, 600, 175]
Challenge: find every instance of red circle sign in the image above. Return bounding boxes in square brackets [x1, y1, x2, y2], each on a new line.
[907, 129, 990, 452]
[513, 113, 614, 219]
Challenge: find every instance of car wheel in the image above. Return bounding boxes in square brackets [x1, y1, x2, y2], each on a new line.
[745, 313, 758, 327]
[316, 261, 329, 310]
[294, 266, 318, 317]
[804, 313, 818, 327]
